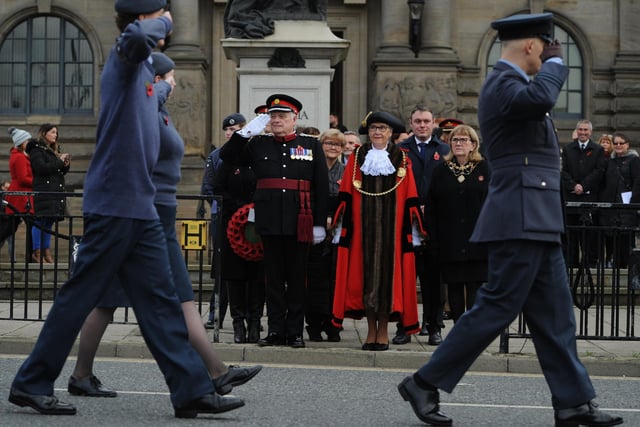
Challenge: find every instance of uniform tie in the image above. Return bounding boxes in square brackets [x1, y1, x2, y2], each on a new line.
[418, 142, 427, 160]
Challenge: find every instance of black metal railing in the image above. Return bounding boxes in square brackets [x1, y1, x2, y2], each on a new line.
[499, 202, 639, 352]
[1, 193, 638, 350]
[0, 191, 223, 337]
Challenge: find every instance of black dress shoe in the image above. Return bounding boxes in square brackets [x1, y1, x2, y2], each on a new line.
[288, 335, 306, 348]
[362, 342, 375, 350]
[554, 401, 623, 427]
[428, 330, 443, 346]
[373, 343, 389, 351]
[9, 387, 77, 415]
[419, 322, 429, 336]
[306, 326, 323, 342]
[213, 365, 263, 395]
[174, 393, 244, 418]
[68, 374, 117, 397]
[397, 377, 452, 426]
[257, 332, 285, 346]
[392, 333, 411, 345]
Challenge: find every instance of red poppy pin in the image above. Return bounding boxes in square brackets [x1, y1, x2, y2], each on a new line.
[433, 152, 440, 161]
[478, 175, 485, 182]
[163, 115, 169, 125]
[586, 151, 592, 156]
[145, 81, 153, 97]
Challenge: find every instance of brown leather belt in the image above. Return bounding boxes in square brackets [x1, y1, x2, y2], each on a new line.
[256, 178, 311, 191]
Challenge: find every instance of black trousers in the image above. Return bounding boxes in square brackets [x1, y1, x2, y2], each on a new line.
[416, 249, 444, 329]
[261, 235, 310, 337]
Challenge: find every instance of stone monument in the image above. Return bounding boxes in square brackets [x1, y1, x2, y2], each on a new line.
[221, 0, 349, 130]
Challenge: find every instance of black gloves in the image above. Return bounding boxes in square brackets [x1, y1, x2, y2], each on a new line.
[541, 40, 563, 62]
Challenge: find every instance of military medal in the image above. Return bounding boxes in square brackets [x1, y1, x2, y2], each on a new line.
[457, 175, 466, 183]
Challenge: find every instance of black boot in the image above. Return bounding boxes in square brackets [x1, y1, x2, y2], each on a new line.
[247, 320, 261, 343]
[232, 319, 246, 344]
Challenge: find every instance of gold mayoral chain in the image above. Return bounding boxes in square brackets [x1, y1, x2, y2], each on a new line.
[447, 160, 477, 183]
[351, 145, 407, 196]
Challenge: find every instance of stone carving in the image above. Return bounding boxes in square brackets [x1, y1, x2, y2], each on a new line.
[169, 76, 207, 152]
[376, 76, 458, 120]
[268, 48, 305, 68]
[224, 0, 327, 39]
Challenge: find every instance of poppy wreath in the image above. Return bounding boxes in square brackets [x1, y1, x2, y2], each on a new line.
[226, 203, 264, 261]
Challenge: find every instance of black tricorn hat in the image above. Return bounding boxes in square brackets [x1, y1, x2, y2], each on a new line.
[358, 111, 406, 135]
[491, 12, 554, 44]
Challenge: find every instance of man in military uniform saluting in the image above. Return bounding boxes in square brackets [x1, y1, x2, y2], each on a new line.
[220, 94, 329, 348]
[397, 13, 623, 427]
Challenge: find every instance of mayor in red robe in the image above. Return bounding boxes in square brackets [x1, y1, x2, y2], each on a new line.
[331, 111, 425, 351]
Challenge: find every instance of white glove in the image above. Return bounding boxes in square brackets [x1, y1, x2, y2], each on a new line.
[313, 226, 326, 244]
[237, 114, 270, 138]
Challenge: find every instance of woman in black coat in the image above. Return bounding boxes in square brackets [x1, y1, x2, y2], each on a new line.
[599, 132, 640, 267]
[214, 161, 265, 343]
[424, 125, 489, 322]
[26, 123, 70, 263]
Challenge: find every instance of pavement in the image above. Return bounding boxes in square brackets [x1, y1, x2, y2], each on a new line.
[1, 302, 638, 377]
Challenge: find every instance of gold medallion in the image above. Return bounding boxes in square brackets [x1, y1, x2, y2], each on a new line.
[397, 167, 406, 178]
[457, 175, 466, 183]
[353, 180, 362, 189]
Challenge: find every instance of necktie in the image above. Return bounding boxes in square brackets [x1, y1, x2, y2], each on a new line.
[419, 143, 427, 160]
[581, 143, 586, 151]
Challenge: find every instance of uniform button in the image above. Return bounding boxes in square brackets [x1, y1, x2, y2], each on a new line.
[282, 165, 287, 168]
[282, 189, 286, 193]
[282, 152, 286, 156]
[541, 181, 547, 187]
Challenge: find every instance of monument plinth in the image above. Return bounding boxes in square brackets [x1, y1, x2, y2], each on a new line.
[222, 20, 350, 130]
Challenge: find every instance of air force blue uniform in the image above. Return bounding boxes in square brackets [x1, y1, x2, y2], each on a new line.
[416, 58, 596, 409]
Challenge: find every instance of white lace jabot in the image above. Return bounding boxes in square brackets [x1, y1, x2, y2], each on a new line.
[360, 144, 396, 176]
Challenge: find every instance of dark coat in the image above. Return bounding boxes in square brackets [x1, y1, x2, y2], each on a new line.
[599, 150, 640, 227]
[425, 159, 489, 282]
[26, 140, 69, 219]
[561, 139, 606, 203]
[471, 60, 570, 244]
[397, 135, 451, 205]
[214, 161, 263, 281]
[220, 132, 329, 237]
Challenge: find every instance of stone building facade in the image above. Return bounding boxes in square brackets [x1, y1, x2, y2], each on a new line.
[0, 0, 639, 190]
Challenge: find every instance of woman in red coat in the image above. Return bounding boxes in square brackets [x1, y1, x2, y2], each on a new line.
[2, 127, 34, 252]
[332, 112, 425, 351]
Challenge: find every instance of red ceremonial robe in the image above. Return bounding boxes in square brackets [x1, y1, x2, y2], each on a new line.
[331, 143, 423, 334]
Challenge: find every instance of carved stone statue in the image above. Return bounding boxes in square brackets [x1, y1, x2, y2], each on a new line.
[224, 0, 327, 39]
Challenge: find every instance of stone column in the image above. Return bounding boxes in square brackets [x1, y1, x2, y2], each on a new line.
[377, 0, 409, 57]
[421, 0, 457, 59]
[163, 0, 208, 154]
[613, 1, 640, 132]
[166, 0, 206, 61]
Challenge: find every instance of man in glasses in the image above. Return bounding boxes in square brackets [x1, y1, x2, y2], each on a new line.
[398, 12, 622, 427]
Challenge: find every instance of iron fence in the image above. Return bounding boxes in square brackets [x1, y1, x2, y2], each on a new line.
[1, 193, 638, 350]
[499, 202, 639, 352]
[0, 191, 223, 337]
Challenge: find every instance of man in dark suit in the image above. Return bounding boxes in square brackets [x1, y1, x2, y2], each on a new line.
[397, 13, 622, 427]
[395, 106, 450, 346]
[220, 94, 329, 349]
[561, 119, 606, 267]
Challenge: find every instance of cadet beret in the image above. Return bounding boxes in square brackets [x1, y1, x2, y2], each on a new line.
[438, 118, 464, 132]
[222, 113, 246, 130]
[266, 94, 302, 114]
[254, 104, 268, 115]
[491, 13, 554, 44]
[115, 0, 167, 15]
[8, 127, 31, 148]
[151, 52, 174, 76]
[359, 111, 406, 135]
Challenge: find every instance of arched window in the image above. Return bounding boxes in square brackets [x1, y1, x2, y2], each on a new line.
[0, 15, 93, 114]
[487, 24, 583, 118]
